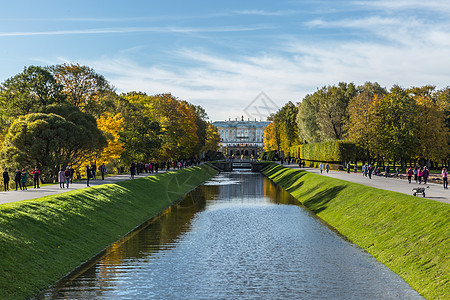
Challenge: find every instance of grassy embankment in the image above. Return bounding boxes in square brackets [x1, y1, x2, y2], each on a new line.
[263, 163, 449, 300]
[0, 165, 218, 299]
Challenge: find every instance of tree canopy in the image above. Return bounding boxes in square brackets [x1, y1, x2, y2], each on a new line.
[0, 64, 219, 180]
[0, 107, 106, 182]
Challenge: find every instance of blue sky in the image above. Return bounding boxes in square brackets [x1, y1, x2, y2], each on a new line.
[1, 0, 449, 121]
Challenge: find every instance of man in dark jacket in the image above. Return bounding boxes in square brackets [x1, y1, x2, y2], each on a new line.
[2, 168, 10, 191]
[14, 168, 22, 190]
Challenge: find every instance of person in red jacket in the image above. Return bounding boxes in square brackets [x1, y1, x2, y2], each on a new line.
[407, 167, 414, 183]
[32, 167, 41, 188]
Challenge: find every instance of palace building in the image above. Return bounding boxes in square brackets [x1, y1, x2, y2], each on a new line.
[212, 117, 270, 158]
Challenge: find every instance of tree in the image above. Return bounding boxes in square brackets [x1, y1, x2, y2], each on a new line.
[128, 93, 199, 160]
[0, 107, 107, 182]
[413, 95, 449, 163]
[264, 122, 279, 151]
[95, 113, 125, 163]
[51, 63, 114, 116]
[370, 86, 418, 165]
[296, 94, 321, 144]
[116, 95, 161, 163]
[434, 87, 450, 130]
[119, 115, 162, 163]
[268, 101, 300, 152]
[315, 82, 356, 141]
[188, 104, 208, 155]
[202, 123, 220, 152]
[297, 82, 356, 143]
[346, 82, 387, 161]
[0, 66, 65, 121]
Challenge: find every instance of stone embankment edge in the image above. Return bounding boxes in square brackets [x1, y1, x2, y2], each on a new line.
[261, 163, 449, 300]
[0, 165, 218, 299]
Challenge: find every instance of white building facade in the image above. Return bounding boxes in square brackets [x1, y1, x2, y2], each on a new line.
[212, 118, 270, 158]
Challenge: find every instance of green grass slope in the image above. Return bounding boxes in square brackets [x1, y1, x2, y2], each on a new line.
[0, 165, 218, 299]
[263, 164, 449, 300]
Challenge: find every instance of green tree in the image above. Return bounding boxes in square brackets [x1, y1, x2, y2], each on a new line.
[51, 63, 115, 116]
[315, 82, 356, 141]
[296, 94, 321, 144]
[0, 66, 65, 121]
[346, 82, 387, 161]
[297, 82, 356, 143]
[0, 107, 107, 182]
[270, 101, 299, 152]
[127, 93, 200, 160]
[371, 86, 418, 165]
[119, 115, 161, 163]
[434, 87, 450, 129]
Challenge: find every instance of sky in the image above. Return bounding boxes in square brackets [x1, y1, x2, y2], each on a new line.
[1, 0, 449, 121]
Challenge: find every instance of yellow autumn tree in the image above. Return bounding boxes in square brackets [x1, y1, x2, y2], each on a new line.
[202, 123, 220, 152]
[96, 113, 125, 163]
[414, 95, 449, 162]
[264, 122, 279, 151]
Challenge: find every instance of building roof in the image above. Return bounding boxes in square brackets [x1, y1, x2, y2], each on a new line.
[212, 119, 270, 128]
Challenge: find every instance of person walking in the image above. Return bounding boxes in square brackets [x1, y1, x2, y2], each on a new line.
[32, 167, 41, 188]
[21, 169, 28, 190]
[99, 163, 107, 180]
[442, 167, 448, 189]
[2, 168, 10, 191]
[368, 165, 373, 179]
[91, 164, 97, 180]
[69, 165, 75, 184]
[130, 163, 136, 179]
[413, 167, 418, 183]
[86, 165, 92, 187]
[418, 167, 423, 184]
[385, 164, 390, 177]
[90, 165, 96, 181]
[407, 167, 414, 183]
[319, 162, 323, 174]
[58, 168, 66, 188]
[325, 163, 330, 173]
[354, 163, 357, 173]
[361, 164, 365, 176]
[14, 168, 22, 190]
[423, 167, 429, 184]
[347, 163, 351, 173]
[64, 167, 71, 188]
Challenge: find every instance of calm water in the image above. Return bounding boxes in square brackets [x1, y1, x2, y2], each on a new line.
[39, 171, 422, 299]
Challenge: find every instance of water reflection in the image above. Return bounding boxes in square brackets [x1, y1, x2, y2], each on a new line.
[39, 171, 422, 299]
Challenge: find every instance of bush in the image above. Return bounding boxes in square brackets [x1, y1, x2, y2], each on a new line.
[291, 141, 364, 162]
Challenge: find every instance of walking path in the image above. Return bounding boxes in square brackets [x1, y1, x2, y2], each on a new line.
[0, 172, 166, 205]
[285, 163, 450, 204]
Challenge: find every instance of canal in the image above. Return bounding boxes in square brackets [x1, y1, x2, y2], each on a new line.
[39, 171, 422, 299]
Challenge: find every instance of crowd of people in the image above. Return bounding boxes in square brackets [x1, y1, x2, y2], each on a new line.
[2, 167, 42, 192]
[340, 162, 448, 189]
[129, 159, 202, 180]
[1, 157, 205, 192]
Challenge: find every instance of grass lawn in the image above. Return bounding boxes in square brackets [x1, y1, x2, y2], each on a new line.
[0, 165, 217, 299]
[263, 163, 449, 300]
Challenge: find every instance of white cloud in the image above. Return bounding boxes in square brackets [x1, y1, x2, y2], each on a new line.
[79, 28, 449, 122]
[353, 0, 450, 12]
[234, 9, 297, 16]
[0, 25, 274, 37]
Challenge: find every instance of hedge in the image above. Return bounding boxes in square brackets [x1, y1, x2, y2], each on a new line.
[290, 140, 364, 162]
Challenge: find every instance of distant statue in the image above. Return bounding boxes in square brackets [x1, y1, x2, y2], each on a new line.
[241, 115, 244, 121]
